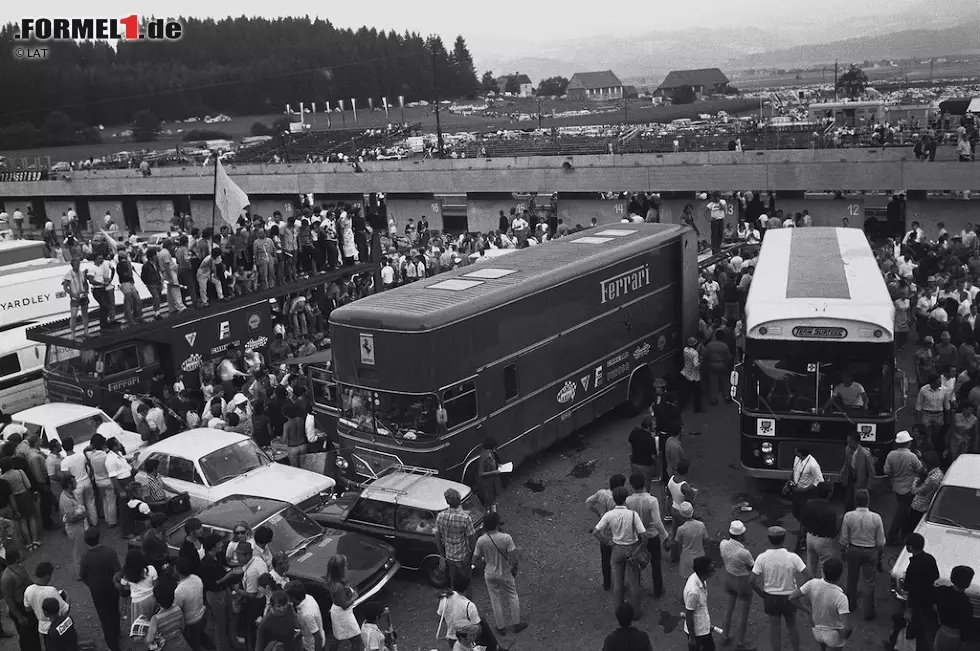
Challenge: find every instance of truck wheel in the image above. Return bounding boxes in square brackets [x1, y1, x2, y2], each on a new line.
[625, 369, 652, 415]
[426, 559, 450, 588]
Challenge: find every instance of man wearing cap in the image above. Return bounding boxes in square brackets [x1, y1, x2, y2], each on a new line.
[751, 526, 807, 651]
[719, 520, 754, 650]
[673, 502, 707, 580]
[883, 431, 922, 545]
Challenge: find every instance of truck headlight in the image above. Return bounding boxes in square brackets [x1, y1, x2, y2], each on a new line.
[761, 442, 773, 453]
[763, 454, 775, 466]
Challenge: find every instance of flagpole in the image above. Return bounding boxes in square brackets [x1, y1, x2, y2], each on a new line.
[211, 150, 218, 235]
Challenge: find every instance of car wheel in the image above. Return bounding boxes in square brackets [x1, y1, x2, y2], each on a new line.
[426, 558, 450, 588]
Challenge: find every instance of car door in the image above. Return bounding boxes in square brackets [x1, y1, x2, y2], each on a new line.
[345, 497, 396, 545]
[394, 505, 439, 569]
[161, 454, 210, 510]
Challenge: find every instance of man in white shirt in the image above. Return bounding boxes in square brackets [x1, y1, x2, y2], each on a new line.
[825, 373, 868, 411]
[11, 207, 24, 239]
[380, 258, 395, 289]
[594, 486, 647, 617]
[285, 581, 325, 651]
[751, 526, 808, 651]
[789, 557, 853, 650]
[704, 192, 728, 253]
[684, 556, 718, 651]
[436, 574, 481, 645]
[23, 562, 69, 636]
[87, 252, 116, 328]
[60, 437, 98, 526]
[789, 447, 824, 551]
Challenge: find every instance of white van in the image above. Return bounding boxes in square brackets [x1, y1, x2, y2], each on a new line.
[0, 258, 152, 329]
[0, 323, 46, 414]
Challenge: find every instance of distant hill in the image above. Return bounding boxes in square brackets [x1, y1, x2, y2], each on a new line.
[739, 23, 980, 68]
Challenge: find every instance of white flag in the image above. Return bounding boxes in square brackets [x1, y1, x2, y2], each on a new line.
[214, 160, 249, 227]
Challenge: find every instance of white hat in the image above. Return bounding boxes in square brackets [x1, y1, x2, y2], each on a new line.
[678, 502, 694, 518]
[896, 430, 913, 444]
[729, 520, 746, 536]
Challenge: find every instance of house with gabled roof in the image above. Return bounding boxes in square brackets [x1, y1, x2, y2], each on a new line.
[496, 74, 533, 97]
[566, 70, 623, 100]
[655, 68, 730, 100]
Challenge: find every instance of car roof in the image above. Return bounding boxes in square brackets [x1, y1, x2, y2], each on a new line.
[141, 429, 249, 458]
[171, 494, 289, 533]
[940, 453, 980, 487]
[360, 471, 472, 510]
[14, 403, 106, 427]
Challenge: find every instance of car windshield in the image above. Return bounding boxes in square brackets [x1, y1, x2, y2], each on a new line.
[45, 345, 99, 377]
[263, 505, 324, 555]
[57, 414, 113, 446]
[199, 440, 272, 486]
[747, 359, 893, 416]
[339, 385, 440, 442]
[926, 485, 980, 530]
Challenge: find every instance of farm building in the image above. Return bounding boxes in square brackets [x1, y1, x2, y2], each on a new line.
[566, 71, 624, 100]
[497, 74, 533, 97]
[624, 85, 639, 99]
[655, 68, 730, 99]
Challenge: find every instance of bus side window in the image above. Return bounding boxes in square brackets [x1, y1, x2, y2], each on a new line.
[0, 353, 21, 377]
[503, 364, 519, 401]
[443, 381, 478, 428]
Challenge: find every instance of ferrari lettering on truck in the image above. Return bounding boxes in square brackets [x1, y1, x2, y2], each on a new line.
[599, 265, 651, 304]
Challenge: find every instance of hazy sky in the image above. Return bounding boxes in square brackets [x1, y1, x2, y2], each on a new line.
[3, 0, 926, 60]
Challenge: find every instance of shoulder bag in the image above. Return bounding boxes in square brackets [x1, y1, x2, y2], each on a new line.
[625, 512, 651, 570]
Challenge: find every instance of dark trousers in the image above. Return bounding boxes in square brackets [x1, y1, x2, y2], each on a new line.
[184, 616, 207, 651]
[888, 492, 914, 544]
[680, 378, 702, 413]
[447, 559, 473, 597]
[791, 487, 815, 550]
[600, 542, 612, 590]
[325, 241, 339, 268]
[645, 537, 664, 598]
[710, 219, 724, 253]
[91, 588, 121, 651]
[14, 610, 41, 651]
[116, 476, 134, 536]
[845, 546, 877, 617]
[92, 287, 115, 326]
[38, 484, 55, 529]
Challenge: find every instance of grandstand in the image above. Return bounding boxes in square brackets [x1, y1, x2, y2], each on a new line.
[234, 124, 418, 164]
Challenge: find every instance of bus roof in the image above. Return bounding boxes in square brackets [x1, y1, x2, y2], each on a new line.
[745, 227, 893, 334]
[330, 223, 687, 332]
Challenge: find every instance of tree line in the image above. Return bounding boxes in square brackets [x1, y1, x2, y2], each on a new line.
[0, 17, 479, 149]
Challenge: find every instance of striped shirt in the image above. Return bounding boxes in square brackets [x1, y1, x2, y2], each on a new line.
[435, 507, 475, 563]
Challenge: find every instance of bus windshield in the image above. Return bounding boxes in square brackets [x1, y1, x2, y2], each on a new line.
[747, 359, 893, 416]
[339, 384, 440, 441]
[44, 345, 99, 377]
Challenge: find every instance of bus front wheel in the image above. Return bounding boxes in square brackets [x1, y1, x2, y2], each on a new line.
[625, 369, 652, 415]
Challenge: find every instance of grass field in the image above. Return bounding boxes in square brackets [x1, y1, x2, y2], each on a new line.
[731, 59, 980, 90]
[1, 97, 759, 166]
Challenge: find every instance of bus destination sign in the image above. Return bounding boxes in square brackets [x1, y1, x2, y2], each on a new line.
[792, 326, 847, 339]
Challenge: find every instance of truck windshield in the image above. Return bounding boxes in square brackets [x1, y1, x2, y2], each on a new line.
[339, 385, 440, 441]
[45, 345, 99, 376]
[747, 359, 893, 416]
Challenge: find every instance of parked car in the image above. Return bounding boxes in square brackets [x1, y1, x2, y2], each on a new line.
[315, 466, 484, 586]
[134, 495, 399, 610]
[11, 403, 143, 455]
[132, 430, 335, 513]
[890, 454, 980, 617]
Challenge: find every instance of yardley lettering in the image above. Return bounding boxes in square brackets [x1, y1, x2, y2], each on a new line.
[600, 265, 651, 304]
[0, 294, 51, 310]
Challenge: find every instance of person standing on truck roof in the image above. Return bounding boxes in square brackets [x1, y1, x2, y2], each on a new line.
[116, 251, 143, 326]
[253, 228, 277, 290]
[196, 248, 224, 306]
[704, 191, 728, 254]
[87, 251, 117, 329]
[62, 257, 90, 340]
[141, 248, 164, 319]
[158, 243, 186, 315]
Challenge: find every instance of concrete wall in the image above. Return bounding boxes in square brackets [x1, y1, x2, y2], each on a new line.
[189, 199, 212, 224]
[906, 199, 979, 238]
[386, 196, 442, 232]
[466, 197, 527, 233]
[88, 199, 125, 229]
[136, 199, 174, 233]
[250, 198, 296, 220]
[4, 150, 979, 197]
[43, 199, 77, 236]
[557, 198, 627, 228]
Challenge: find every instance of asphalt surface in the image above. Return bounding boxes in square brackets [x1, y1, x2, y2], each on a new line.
[4, 345, 978, 651]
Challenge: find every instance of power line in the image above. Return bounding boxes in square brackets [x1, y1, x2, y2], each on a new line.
[0, 50, 429, 121]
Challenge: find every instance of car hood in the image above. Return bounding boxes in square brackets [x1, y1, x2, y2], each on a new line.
[287, 528, 394, 589]
[218, 463, 335, 503]
[892, 520, 980, 582]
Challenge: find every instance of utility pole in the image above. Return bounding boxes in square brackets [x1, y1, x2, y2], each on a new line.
[537, 97, 542, 129]
[834, 60, 839, 102]
[431, 51, 445, 159]
[624, 96, 629, 124]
